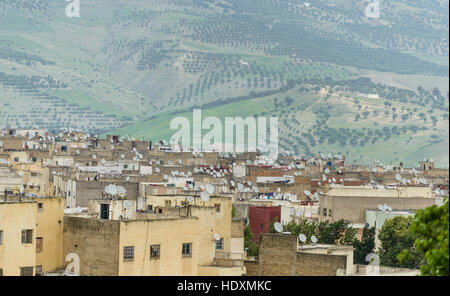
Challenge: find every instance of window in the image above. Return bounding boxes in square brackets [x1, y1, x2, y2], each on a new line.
[123, 164, 128, 169]
[37, 203, 44, 212]
[0, 268, 3, 276]
[36, 237, 43, 253]
[165, 200, 172, 208]
[260, 223, 263, 230]
[123, 246, 134, 261]
[20, 267, 33, 276]
[150, 245, 160, 259]
[0, 230, 3, 245]
[214, 204, 221, 213]
[323, 208, 327, 216]
[328, 209, 332, 217]
[182, 243, 192, 257]
[147, 205, 153, 213]
[21, 229, 33, 244]
[35, 266, 42, 274]
[215, 238, 223, 250]
[31, 172, 37, 177]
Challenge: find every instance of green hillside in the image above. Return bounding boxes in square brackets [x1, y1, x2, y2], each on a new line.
[0, 0, 448, 166]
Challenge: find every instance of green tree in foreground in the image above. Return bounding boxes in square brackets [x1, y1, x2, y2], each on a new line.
[353, 225, 376, 264]
[244, 225, 259, 257]
[269, 218, 357, 246]
[399, 198, 449, 276]
[378, 216, 422, 268]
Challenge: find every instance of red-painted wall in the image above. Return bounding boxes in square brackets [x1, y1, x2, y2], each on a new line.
[248, 206, 281, 242]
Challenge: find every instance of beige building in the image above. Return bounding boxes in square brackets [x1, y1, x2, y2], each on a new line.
[0, 196, 65, 276]
[0, 201, 37, 276]
[319, 186, 437, 223]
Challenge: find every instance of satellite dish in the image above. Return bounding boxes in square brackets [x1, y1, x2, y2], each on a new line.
[125, 176, 130, 182]
[299, 234, 307, 243]
[395, 173, 402, 181]
[187, 196, 194, 203]
[123, 200, 131, 210]
[214, 233, 221, 241]
[325, 168, 331, 174]
[304, 190, 311, 196]
[206, 184, 215, 194]
[274, 222, 283, 233]
[378, 204, 384, 211]
[311, 235, 318, 244]
[200, 191, 210, 202]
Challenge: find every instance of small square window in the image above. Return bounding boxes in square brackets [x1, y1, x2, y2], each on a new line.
[36, 237, 43, 253]
[35, 265, 42, 274]
[20, 267, 33, 276]
[21, 229, 33, 244]
[150, 245, 160, 259]
[182, 243, 192, 257]
[123, 246, 134, 261]
[215, 238, 223, 250]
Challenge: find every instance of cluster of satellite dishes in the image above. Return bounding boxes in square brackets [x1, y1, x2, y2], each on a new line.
[273, 222, 318, 244]
[104, 184, 127, 197]
[303, 190, 319, 201]
[395, 172, 429, 186]
[377, 204, 392, 212]
[193, 165, 230, 178]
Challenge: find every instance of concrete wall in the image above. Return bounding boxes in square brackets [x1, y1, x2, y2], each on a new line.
[75, 180, 139, 207]
[63, 217, 120, 276]
[253, 234, 349, 276]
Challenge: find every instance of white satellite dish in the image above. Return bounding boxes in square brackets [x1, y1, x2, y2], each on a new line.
[187, 196, 194, 203]
[206, 184, 215, 194]
[125, 176, 130, 182]
[311, 235, 318, 244]
[274, 222, 283, 233]
[304, 190, 311, 196]
[325, 168, 331, 174]
[123, 200, 131, 210]
[299, 233, 307, 243]
[395, 173, 402, 181]
[214, 233, 221, 241]
[200, 191, 210, 202]
[378, 204, 384, 211]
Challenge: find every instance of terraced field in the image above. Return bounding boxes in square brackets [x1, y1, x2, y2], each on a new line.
[0, 0, 448, 165]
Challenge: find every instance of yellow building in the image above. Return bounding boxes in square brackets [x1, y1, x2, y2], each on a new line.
[0, 196, 65, 276]
[34, 197, 65, 273]
[0, 201, 36, 276]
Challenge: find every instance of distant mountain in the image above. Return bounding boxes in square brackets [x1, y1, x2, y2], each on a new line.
[0, 0, 448, 165]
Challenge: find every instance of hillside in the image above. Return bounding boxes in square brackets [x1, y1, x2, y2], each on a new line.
[0, 0, 448, 166]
